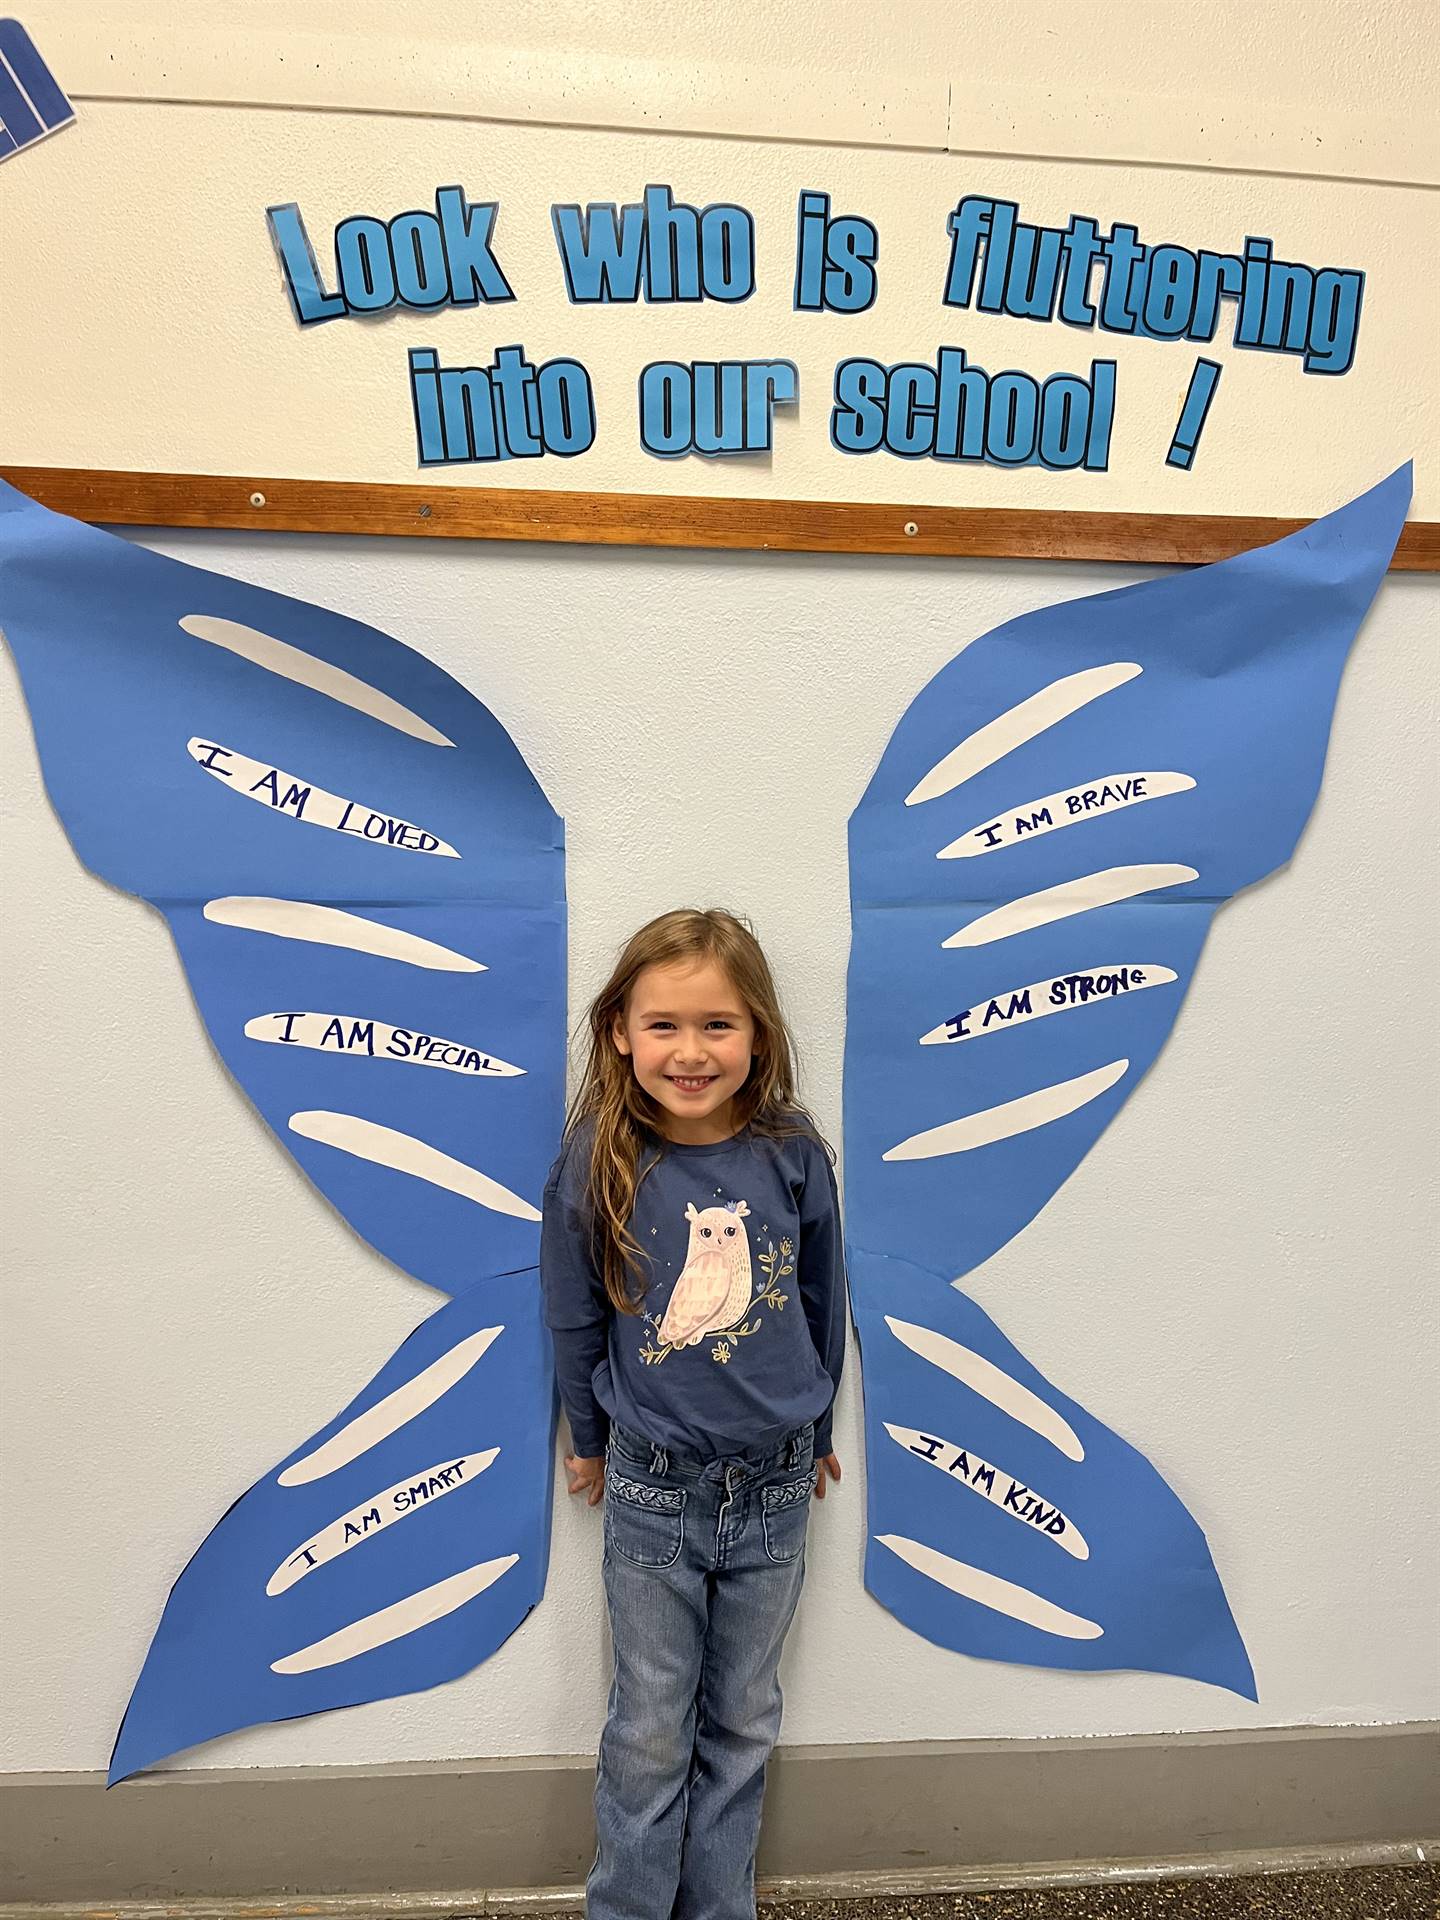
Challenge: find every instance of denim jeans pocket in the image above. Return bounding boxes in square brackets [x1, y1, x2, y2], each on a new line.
[605, 1470, 686, 1568]
[760, 1474, 812, 1564]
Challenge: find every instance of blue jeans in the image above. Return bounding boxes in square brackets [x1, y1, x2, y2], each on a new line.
[586, 1417, 816, 1920]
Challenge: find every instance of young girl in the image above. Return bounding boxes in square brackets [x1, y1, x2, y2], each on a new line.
[540, 907, 846, 1920]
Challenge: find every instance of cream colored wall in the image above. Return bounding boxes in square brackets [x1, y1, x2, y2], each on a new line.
[3, 4, 1437, 514]
[1, 4, 1436, 1776]
[20, 1, 1440, 181]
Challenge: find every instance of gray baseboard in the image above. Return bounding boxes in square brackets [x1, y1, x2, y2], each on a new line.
[1, 1724, 1435, 1905]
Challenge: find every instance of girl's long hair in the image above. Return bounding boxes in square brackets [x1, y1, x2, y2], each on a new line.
[564, 907, 830, 1315]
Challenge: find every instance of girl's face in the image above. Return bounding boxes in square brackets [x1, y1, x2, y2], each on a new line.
[612, 955, 757, 1144]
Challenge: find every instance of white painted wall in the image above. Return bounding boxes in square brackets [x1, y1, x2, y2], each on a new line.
[1, 0, 1436, 1775]
[2, 532, 1435, 1771]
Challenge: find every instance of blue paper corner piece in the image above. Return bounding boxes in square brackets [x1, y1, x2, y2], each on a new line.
[0, 20, 75, 160]
[844, 467, 1411, 1695]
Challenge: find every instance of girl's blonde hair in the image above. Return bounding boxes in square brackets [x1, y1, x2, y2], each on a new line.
[563, 907, 829, 1315]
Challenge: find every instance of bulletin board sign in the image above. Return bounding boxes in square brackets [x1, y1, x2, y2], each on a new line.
[3, 88, 1435, 561]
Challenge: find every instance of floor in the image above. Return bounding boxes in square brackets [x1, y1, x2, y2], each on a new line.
[495, 1865, 1438, 1919]
[758, 1867, 1439, 1917]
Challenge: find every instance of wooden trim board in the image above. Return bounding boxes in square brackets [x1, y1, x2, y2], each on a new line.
[4, 467, 1436, 570]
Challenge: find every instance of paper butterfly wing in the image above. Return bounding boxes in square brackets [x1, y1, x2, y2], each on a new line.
[0, 482, 564, 1297]
[845, 466, 1411, 1694]
[855, 1261, 1256, 1696]
[0, 481, 566, 1776]
[108, 1272, 550, 1784]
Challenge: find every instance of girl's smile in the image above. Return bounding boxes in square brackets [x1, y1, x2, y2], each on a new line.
[613, 957, 756, 1144]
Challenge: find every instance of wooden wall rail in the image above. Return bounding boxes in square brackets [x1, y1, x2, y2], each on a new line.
[3, 467, 1435, 570]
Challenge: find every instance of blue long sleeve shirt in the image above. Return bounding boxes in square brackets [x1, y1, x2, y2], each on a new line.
[540, 1119, 847, 1461]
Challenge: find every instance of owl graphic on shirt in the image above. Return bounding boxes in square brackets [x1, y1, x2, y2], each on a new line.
[657, 1199, 754, 1348]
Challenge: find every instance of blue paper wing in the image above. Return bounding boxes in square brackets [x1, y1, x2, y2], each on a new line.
[854, 1262, 1255, 1695]
[0, 480, 566, 1773]
[108, 1272, 553, 1783]
[0, 481, 564, 1292]
[845, 467, 1411, 1695]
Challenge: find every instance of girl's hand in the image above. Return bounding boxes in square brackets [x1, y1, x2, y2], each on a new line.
[565, 1452, 607, 1506]
[813, 1453, 842, 1499]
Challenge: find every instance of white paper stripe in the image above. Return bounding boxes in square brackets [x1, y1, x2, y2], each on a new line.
[187, 739, 459, 857]
[204, 897, 485, 972]
[268, 1451, 500, 1593]
[180, 614, 454, 747]
[884, 1316, 1084, 1461]
[246, 1011, 523, 1078]
[906, 663, 1141, 805]
[883, 1059, 1127, 1161]
[277, 1326, 504, 1486]
[938, 773, 1194, 859]
[877, 1534, 1103, 1639]
[271, 1554, 519, 1674]
[942, 864, 1200, 949]
[920, 967, 1175, 1045]
[289, 1111, 543, 1222]
[883, 1422, 1088, 1559]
